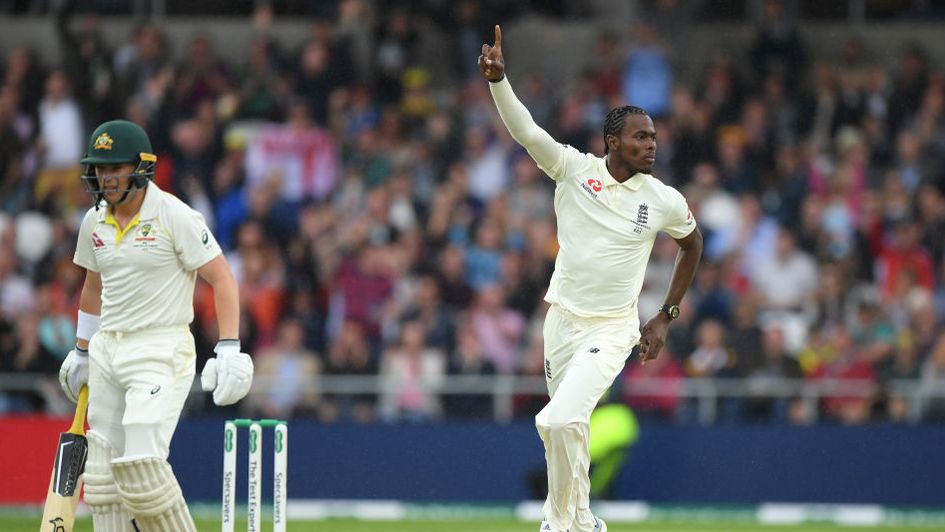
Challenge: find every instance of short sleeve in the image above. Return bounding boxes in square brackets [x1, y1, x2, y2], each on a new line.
[662, 186, 697, 239]
[172, 207, 222, 271]
[73, 208, 100, 272]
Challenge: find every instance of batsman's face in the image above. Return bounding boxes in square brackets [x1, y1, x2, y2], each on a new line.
[94, 163, 137, 202]
[612, 114, 657, 173]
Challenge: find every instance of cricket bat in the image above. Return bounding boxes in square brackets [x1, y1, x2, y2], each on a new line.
[39, 385, 89, 532]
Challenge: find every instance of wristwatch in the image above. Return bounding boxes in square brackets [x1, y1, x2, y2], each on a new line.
[659, 304, 680, 320]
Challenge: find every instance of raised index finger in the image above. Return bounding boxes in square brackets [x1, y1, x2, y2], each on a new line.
[494, 25, 502, 49]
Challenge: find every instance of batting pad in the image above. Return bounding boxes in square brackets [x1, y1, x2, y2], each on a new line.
[85, 431, 135, 532]
[111, 456, 197, 532]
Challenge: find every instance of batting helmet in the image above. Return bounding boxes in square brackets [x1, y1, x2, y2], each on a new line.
[80, 120, 157, 206]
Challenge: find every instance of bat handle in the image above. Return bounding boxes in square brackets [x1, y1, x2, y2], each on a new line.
[68, 385, 89, 435]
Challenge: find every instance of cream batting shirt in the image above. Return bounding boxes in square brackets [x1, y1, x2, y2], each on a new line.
[490, 77, 696, 319]
[74, 182, 222, 332]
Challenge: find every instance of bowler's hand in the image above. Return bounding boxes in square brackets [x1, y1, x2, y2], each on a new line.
[639, 314, 670, 364]
[201, 340, 254, 406]
[478, 25, 505, 82]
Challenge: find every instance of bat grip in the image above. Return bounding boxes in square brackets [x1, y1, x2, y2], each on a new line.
[69, 385, 89, 435]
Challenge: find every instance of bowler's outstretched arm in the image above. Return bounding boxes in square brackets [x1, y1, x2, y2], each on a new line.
[480, 25, 561, 173]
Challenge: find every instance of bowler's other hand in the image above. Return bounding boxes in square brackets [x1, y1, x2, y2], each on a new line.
[639, 314, 670, 364]
[478, 25, 505, 82]
[201, 340, 254, 406]
[58, 347, 89, 403]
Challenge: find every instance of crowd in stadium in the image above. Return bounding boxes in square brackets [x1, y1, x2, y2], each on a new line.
[1, 0, 945, 426]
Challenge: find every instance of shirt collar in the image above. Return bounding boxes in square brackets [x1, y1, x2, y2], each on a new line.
[138, 181, 160, 218]
[599, 157, 645, 191]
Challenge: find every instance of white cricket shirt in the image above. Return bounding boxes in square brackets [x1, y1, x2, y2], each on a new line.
[542, 149, 695, 318]
[490, 77, 696, 320]
[74, 182, 222, 332]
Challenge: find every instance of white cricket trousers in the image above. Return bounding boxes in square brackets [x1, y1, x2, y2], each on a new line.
[87, 326, 196, 458]
[537, 304, 638, 532]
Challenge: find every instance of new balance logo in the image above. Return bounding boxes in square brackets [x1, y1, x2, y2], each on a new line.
[545, 360, 552, 380]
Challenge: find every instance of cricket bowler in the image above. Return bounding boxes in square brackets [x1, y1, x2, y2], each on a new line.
[57, 119, 254, 531]
[479, 26, 703, 532]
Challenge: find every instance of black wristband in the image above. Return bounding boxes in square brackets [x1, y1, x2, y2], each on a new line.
[488, 75, 506, 83]
[75, 345, 89, 354]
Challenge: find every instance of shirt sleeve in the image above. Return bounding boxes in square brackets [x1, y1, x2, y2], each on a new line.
[73, 208, 99, 272]
[662, 186, 697, 239]
[172, 206, 222, 271]
[489, 77, 566, 181]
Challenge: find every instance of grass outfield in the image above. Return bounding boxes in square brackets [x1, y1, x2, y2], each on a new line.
[13, 518, 945, 531]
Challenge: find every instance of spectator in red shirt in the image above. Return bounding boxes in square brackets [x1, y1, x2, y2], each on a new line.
[875, 219, 935, 297]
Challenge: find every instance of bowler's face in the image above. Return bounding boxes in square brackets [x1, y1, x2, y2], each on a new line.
[612, 114, 657, 173]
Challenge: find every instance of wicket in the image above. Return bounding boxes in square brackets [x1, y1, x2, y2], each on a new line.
[222, 419, 288, 532]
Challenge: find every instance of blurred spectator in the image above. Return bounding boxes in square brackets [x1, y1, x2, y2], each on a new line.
[0, 87, 28, 213]
[751, 227, 819, 351]
[690, 261, 734, 327]
[436, 244, 475, 311]
[682, 318, 740, 424]
[811, 326, 877, 424]
[465, 218, 504, 290]
[113, 23, 169, 104]
[373, 6, 416, 105]
[741, 326, 803, 423]
[171, 34, 231, 117]
[331, 244, 393, 344]
[727, 297, 765, 375]
[2, 47, 45, 116]
[295, 37, 343, 127]
[921, 333, 945, 422]
[237, 35, 287, 120]
[320, 320, 377, 423]
[622, 21, 673, 118]
[443, 322, 496, 419]
[55, 6, 115, 125]
[622, 347, 685, 422]
[875, 219, 935, 298]
[34, 70, 84, 214]
[400, 274, 454, 350]
[875, 331, 921, 423]
[685, 319, 737, 378]
[467, 284, 525, 374]
[0, 244, 34, 320]
[463, 124, 510, 203]
[748, 0, 806, 95]
[249, 316, 321, 419]
[378, 319, 445, 422]
[887, 43, 930, 140]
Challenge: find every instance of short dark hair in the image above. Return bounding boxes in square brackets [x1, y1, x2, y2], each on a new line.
[603, 105, 648, 154]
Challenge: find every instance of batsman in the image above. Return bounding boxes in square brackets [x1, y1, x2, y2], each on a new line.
[57, 120, 254, 531]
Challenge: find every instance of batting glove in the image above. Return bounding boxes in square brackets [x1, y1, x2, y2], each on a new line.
[201, 340, 254, 406]
[58, 346, 89, 403]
